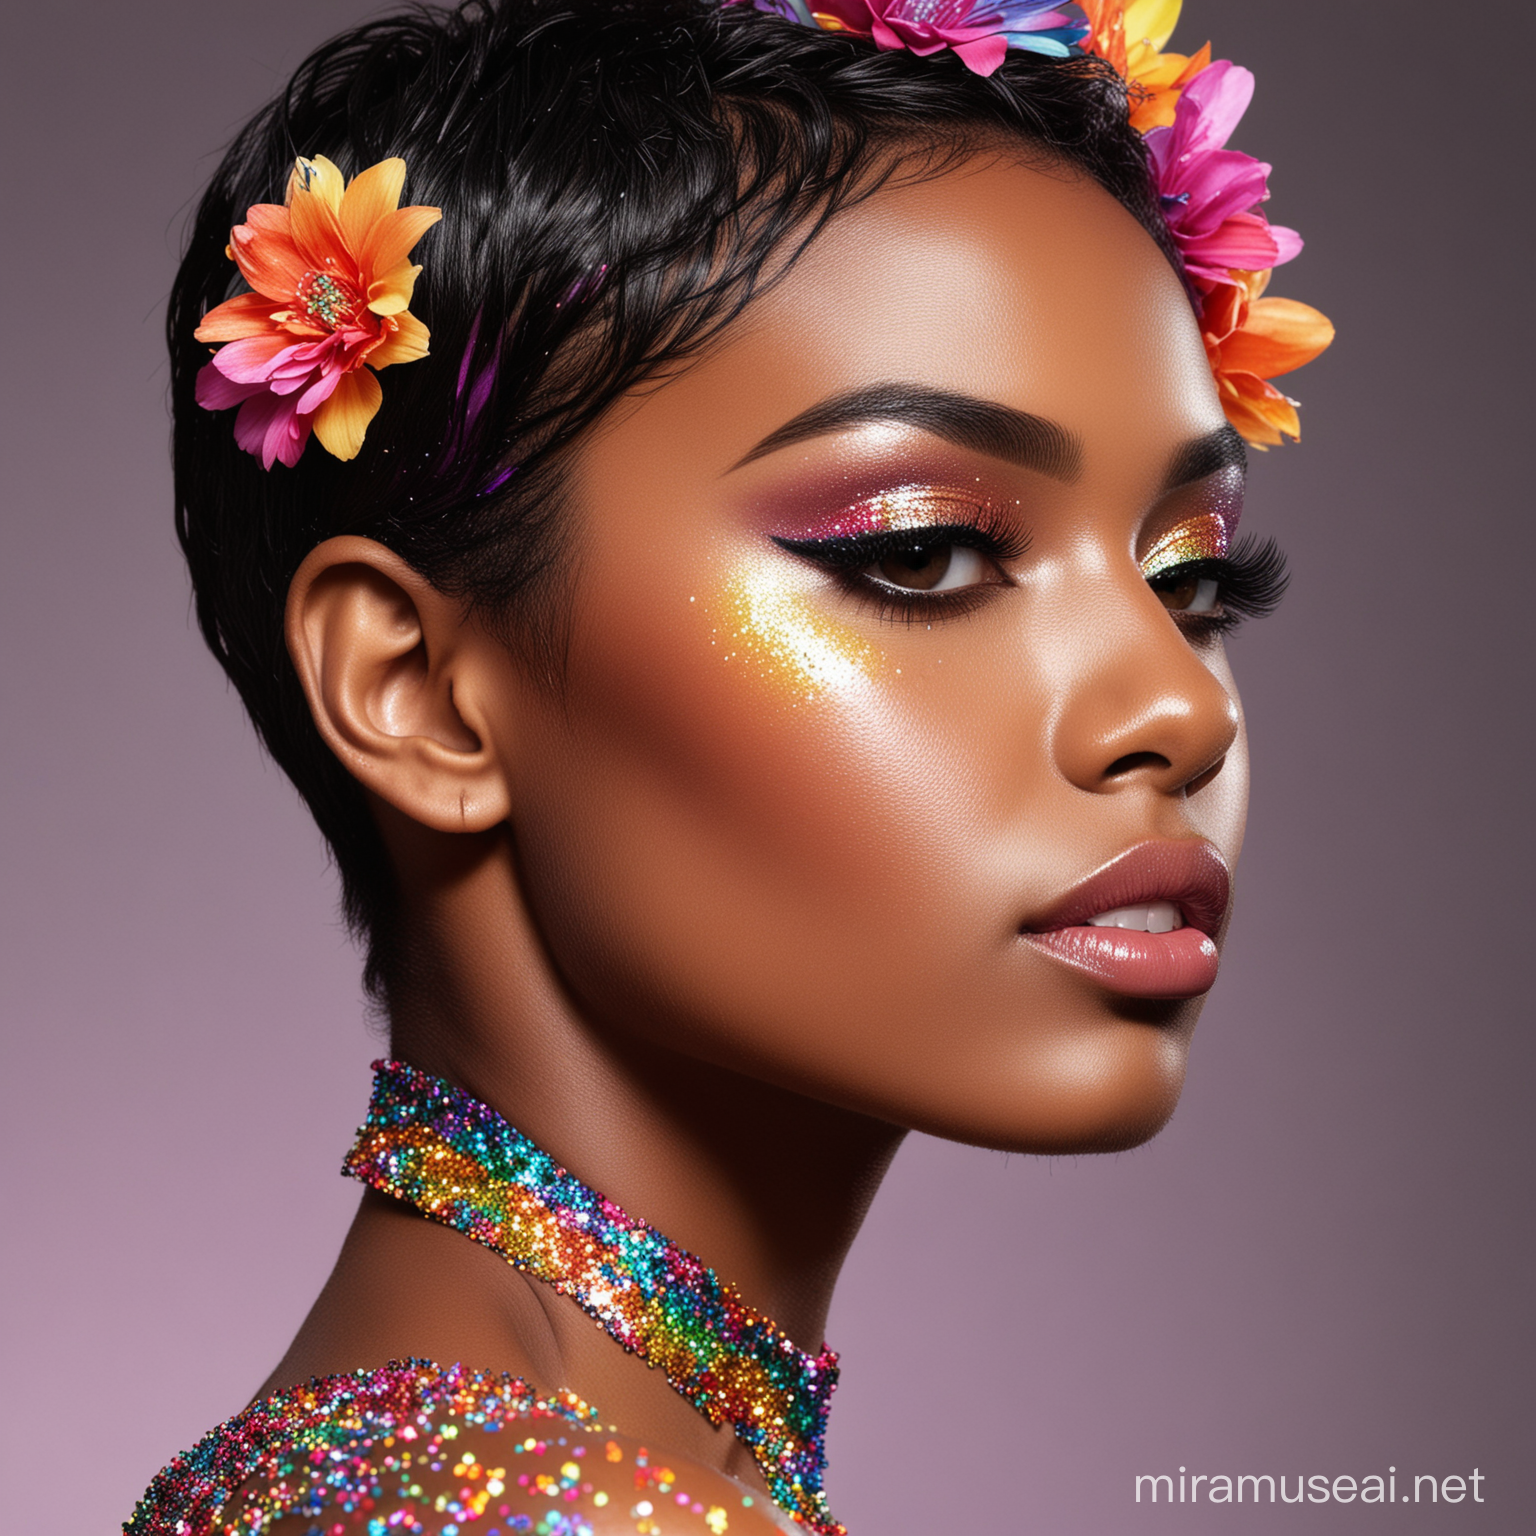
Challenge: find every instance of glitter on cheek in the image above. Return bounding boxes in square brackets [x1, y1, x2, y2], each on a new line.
[713, 563, 880, 703]
[1140, 512, 1231, 579]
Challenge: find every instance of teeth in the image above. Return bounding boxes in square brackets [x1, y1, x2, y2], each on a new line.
[1086, 900, 1183, 934]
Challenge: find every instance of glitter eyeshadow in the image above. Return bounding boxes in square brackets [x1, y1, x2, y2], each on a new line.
[715, 484, 1009, 701]
[774, 484, 996, 542]
[1140, 513, 1230, 580]
[126, 1358, 764, 1535]
[343, 1060, 844, 1535]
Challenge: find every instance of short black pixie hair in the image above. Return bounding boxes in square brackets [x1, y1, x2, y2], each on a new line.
[168, 0, 1177, 999]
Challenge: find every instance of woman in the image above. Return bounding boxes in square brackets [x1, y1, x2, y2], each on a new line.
[132, 0, 1328, 1529]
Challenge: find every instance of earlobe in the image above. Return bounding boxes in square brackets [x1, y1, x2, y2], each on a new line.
[285, 536, 513, 833]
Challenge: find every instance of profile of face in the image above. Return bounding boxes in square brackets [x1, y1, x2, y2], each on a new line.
[296, 151, 1252, 1160]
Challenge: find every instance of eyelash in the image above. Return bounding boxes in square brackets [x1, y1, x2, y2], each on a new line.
[772, 521, 1289, 635]
[1147, 535, 1291, 638]
[771, 522, 1027, 623]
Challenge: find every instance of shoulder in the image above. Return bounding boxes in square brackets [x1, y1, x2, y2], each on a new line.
[265, 1420, 790, 1534]
[127, 1361, 789, 1536]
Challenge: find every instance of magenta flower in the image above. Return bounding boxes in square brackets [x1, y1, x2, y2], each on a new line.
[1143, 59, 1302, 291]
[808, 0, 1087, 77]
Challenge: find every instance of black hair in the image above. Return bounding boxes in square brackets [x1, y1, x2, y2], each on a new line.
[168, 0, 1177, 1000]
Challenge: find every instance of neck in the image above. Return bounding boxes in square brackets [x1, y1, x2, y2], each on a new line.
[269, 815, 902, 1490]
[397, 1020, 899, 1353]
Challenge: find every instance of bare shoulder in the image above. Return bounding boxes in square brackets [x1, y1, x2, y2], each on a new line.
[259, 1418, 789, 1535]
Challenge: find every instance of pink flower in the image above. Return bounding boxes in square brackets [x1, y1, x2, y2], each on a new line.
[1143, 59, 1301, 291]
[810, 0, 1086, 77]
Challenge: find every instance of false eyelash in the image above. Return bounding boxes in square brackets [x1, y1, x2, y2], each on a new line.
[1150, 534, 1290, 637]
[772, 521, 1029, 569]
[771, 522, 1028, 624]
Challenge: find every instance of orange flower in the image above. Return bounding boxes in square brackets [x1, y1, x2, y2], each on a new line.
[1079, 0, 1211, 131]
[1202, 270, 1335, 448]
[194, 155, 441, 468]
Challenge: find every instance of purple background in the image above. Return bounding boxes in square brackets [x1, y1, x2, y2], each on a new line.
[2, 2, 1530, 1531]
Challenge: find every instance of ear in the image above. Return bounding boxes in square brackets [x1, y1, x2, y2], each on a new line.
[285, 536, 513, 833]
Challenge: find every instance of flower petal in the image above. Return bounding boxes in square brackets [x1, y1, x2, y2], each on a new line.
[999, 31, 1076, 58]
[288, 175, 353, 279]
[293, 358, 348, 416]
[1220, 297, 1335, 379]
[208, 331, 303, 385]
[1182, 210, 1285, 274]
[340, 157, 407, 253]
[813, 0, 876, 35]
[951, 34, 1010, 74]
[1078, 0, 1128, 71]
[1125, 0, 1182, 53]
[1198, 277, 1247, 340]
[286, 155, 346, 213]
[195, 291, 283, 343]
[369, 309, 431, 369]
[233, 389, 312, 469]
[229, 205, 308, 300]
[1179, 61, 1255, 155]
[312, 368, 383, 461]
[359, 205, 443, 292]
[1170, 153, 1271, 230]
[1218, 373, 1298, 447]
[195, 358, 266, 411]
[366, 262, 424, 318]
[1268, 224, 1304, 266]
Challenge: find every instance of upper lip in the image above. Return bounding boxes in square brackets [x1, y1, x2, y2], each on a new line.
[1021, 840, 1231, 939]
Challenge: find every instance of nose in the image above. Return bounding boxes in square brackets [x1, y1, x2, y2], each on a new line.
[1049, 589, 1241, 798]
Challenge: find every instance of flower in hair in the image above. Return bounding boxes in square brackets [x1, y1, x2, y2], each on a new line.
[1200, 269, 1334, 449]
[750, 0, 1087, 75]
[194, 156, 441, 469]
[1078, 0, 1209, 130]
[1082, 1, 1333, 445]
[1143, 60, 1301, 288]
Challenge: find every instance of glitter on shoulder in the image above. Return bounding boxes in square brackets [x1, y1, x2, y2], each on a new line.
[125, 1358, 787, 1535]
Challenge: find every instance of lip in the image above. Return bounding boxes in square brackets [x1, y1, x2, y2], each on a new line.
[1020, 840, 1232, 999]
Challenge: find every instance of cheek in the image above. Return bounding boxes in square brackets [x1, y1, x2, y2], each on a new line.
[715, 557, 882, 704]
[507, 552, 1036, 1061]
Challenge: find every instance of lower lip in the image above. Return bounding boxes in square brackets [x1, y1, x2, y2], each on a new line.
[1022, 925, 1219, 999]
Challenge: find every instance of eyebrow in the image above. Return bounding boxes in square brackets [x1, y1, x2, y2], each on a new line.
[729, 382, 1085, 483]
[1165, 423, 1247, 489]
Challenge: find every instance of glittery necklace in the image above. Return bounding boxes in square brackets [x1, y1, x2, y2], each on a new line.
[344, 1058, 843, 1534]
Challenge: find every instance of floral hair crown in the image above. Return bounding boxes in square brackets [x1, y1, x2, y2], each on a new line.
[195, 0, 1329, 466]
[741, 0, 1334, 446]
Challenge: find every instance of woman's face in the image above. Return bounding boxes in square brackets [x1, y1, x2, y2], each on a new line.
[495, 154, 1250, 1152]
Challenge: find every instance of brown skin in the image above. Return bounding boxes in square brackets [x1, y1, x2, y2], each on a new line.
[264, 154, 1248, 1517]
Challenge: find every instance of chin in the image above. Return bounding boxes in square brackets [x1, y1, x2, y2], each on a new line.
[895, 1000, 1198, 1156]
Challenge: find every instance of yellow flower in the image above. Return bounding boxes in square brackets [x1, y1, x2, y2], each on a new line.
[1079, 0, 1211, 131]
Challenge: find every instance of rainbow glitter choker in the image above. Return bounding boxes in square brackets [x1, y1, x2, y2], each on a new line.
[344, 1059, 843, 1534]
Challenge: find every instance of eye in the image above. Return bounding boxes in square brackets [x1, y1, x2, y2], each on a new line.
[863, 539, 991, 594]
[1141, 539, 1290, 637]
[1150, 572, 1221, 614]
[772, 517, 1024, 620]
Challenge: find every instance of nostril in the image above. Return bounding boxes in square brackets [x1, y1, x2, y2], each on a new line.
[1104, 750, 1170, 779]
[1185, 757, 1226, 795]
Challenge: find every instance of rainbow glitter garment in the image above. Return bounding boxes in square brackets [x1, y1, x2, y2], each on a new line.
[126, 1359, 591, 1533]
[125, 1358, 779, 1534]
[343, 1060, 842, 1535]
